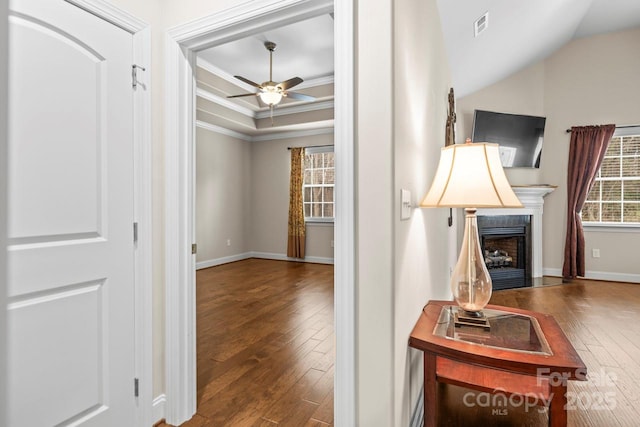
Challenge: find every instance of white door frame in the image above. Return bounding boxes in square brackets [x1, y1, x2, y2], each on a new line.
[63, 1, 154, 426]
[164, 0, 355, 425]
[0, 0, 7, 425]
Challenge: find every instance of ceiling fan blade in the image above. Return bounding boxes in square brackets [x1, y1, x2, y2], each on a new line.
[227, 93, 258, 98]
[285, 91, 315, 102]
[278, 77, 303, 91]
[234, 75, 262, 88]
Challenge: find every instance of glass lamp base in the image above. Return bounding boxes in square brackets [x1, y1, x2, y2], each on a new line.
[450, 208, 493, 316]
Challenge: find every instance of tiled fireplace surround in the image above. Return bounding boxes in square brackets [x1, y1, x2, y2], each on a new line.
[477, 185, 556, 287]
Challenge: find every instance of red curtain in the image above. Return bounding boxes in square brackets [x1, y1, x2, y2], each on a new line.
[562, 124, 616, 279]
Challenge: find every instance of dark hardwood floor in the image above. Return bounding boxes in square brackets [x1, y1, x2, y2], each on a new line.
[158, 258, 335, 427]
[438, 278, 640, 426]
[159, 261, 640, 427]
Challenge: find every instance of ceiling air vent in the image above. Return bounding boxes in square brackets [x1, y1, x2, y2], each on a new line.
[474, 12, 489, 37]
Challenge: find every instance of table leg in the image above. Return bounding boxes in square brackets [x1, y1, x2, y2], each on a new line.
[424, 352, 437, 427]
[549, 383, 567, 427]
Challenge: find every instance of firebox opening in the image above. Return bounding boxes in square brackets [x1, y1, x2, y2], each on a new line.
[485, 236, 521, 268]
[478, 215, 532, 290]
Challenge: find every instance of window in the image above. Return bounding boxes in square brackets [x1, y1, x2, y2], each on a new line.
[303, 146, 334, 221]
[583, 128, 640, 225]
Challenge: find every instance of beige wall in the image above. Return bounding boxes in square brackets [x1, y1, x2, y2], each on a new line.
[250, 133, 335, 260]
[457, 27, 640, 279]
[457, 62, 545, 185]
[393, 0, 454, 425]
[196, 128, 251, 262]
[196, 128, 335, 263]
[543, 28, 640, 278]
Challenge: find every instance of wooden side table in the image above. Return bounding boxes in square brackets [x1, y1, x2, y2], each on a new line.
[409, 301, 586, 427]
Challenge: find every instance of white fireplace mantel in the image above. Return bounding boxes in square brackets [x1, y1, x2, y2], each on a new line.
[476, 185, 556, 280]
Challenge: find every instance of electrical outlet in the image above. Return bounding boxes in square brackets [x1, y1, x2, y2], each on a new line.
[592, 248, 600, 258]
[330, 240, 334, 248]
[227, 239, 231, 247]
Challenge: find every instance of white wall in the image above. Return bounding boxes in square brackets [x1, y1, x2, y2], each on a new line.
[457, 27, 640, 281]
[393, 0, 454, 425]
[250, 133, 335, 261]
[357, 0, 454, 425]
[196, 127, 251, 265]
[0, 0, 8, 423]
[356, 0, 394, 423]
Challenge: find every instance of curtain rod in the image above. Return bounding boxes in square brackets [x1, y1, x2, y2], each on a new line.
[287, 144, 334, 150]
[565, 124, 638, 133]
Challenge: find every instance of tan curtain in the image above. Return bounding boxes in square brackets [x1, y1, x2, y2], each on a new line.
[287, 147, 306, 258]
[563, 124, 616, 279]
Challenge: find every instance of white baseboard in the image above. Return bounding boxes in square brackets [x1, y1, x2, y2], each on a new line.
[152, 394, 166, 425]
[250, 251, 334, 265]
[196, 252, 334, 269]
[543, 268, 640, 283]
[543, 268, 563, 277]
[196, 252, 252, 270]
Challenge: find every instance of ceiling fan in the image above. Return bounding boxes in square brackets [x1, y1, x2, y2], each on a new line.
[227, 41, 316, 108]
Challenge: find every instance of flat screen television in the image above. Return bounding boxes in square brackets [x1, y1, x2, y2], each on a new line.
[471, 109, 546, 168]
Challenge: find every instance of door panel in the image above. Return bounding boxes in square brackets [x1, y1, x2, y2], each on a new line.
[9, 280, 105, 426]
[7, 0, 135, 426]
[8, 13, 105, 241]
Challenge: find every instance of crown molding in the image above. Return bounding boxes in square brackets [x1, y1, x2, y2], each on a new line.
[196, 119, 333, 142]
[255, 118, 334, 134]
[252, 126, 334, 141]
[196, 88, 256, 118]
[66, 0, 147, 33]
[295, 74, 334, 89]
[196, 120, 252, 141]
[197, 87, 334, 121]
[255, 99, 334, 119]
[196, 57, 257, 94]
[197, 57, 334, 92]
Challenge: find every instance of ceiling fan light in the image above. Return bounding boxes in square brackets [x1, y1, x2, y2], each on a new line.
[258, 85, 283, 106]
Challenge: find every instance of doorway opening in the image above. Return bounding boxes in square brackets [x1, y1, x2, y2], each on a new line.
[188, 20, 336, 422]
[164, 1, 355, 425]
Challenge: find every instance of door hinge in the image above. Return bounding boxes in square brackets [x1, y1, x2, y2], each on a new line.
[192, 243, 197, 255]
[134, 378, 139, 397]
[133, 222, 138, 244]
[132, 64, 146, 89]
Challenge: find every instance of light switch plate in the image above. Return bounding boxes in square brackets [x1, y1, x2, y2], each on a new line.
[401, 189, 412, 220]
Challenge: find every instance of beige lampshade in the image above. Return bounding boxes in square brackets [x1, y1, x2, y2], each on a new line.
[421, 142, 523, 208]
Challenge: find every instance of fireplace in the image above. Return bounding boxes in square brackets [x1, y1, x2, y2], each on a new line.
[476, 185, 556, 286]
[478, 215, 532, 290]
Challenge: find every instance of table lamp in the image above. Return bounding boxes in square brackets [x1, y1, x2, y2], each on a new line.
[421, 138, 522, 327]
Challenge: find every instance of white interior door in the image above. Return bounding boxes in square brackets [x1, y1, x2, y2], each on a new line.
[7, 0, 135, 425]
